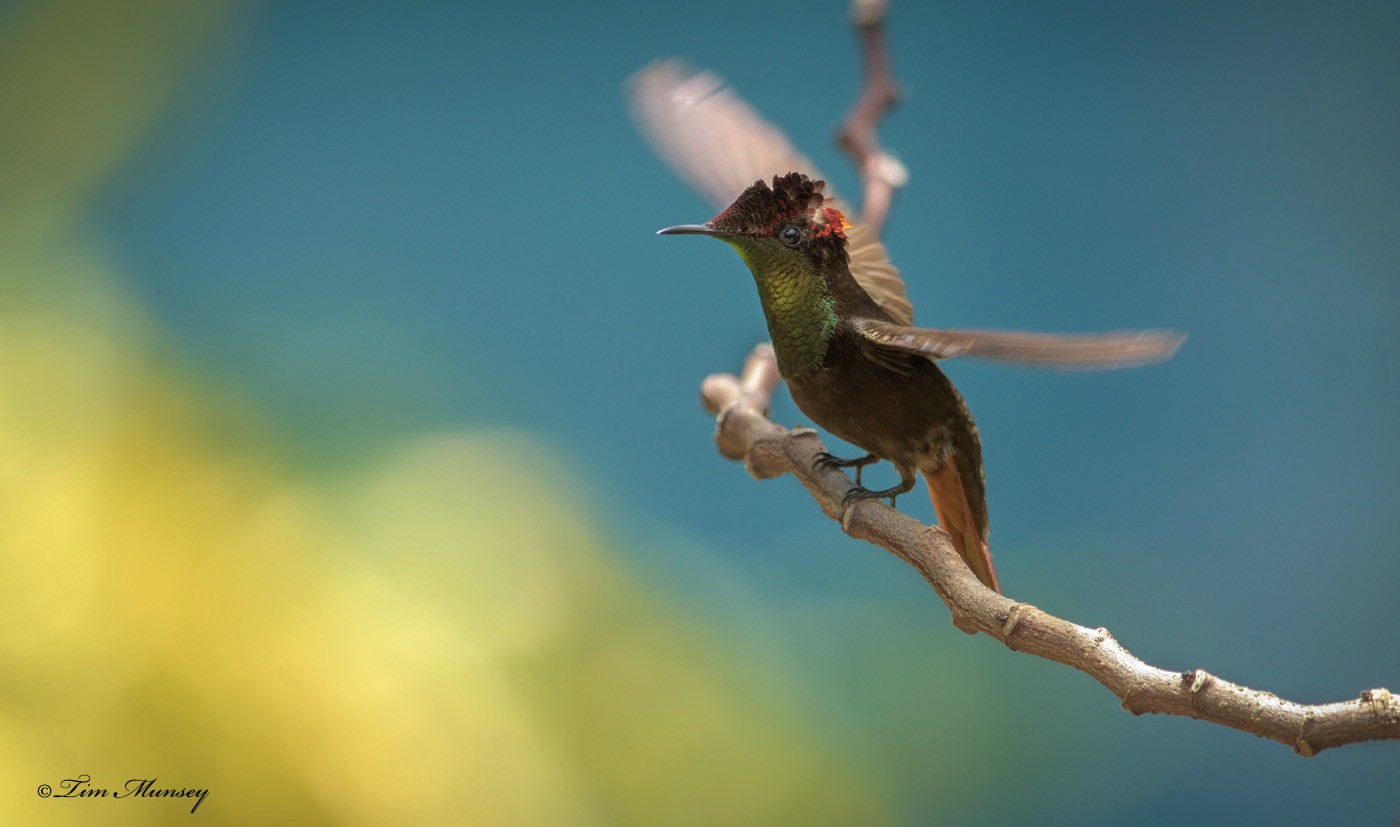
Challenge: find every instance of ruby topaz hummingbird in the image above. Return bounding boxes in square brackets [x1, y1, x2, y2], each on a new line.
[634, 64, 1183, 592]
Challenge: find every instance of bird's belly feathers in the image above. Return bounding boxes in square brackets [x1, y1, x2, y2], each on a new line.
[785, 336, 972, 470]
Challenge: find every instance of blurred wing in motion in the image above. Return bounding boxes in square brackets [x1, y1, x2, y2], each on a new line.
[629, 60, 915, 325]
[852, 318, 1186, 370]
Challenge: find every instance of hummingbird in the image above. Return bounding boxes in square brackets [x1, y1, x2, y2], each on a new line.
[634, 63, 1183, 592]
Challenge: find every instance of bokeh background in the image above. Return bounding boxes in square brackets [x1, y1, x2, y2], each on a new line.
[3, 0, 1398, 824]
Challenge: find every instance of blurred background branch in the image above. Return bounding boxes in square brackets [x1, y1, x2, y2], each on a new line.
[838, 0, 906, 238]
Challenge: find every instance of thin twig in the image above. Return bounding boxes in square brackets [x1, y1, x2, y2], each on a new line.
[837, 0, 906, 237]
[700, 347, 1400, 756]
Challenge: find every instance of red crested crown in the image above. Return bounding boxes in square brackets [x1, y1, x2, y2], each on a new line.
[709, 172, 849, 241]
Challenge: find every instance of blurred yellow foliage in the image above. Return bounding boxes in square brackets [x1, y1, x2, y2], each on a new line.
[0, 1, 888, 824]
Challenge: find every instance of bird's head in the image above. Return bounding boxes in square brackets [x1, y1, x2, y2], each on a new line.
[658, 172, 851, 276]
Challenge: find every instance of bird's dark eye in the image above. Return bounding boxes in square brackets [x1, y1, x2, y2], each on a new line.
[780, 225, 803, 247]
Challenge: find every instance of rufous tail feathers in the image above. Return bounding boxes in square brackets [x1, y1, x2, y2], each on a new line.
[922, 464, 1000, 593]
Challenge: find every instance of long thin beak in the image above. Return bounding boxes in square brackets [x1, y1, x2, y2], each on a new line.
[656, 224, 722, 237]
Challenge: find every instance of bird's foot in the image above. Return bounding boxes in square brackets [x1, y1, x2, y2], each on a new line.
[814, 452, 880, 486]
[841, 482, 908, 511]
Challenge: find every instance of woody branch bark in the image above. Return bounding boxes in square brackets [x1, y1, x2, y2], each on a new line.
[700, 347, 1400, 756]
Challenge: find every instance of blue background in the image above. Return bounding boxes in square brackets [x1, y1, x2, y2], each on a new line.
[17, 0, 1400, 823]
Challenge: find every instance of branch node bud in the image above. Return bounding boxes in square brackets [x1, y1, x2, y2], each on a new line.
[1120, 687, 1143, 715]
[1361, 687, 1393, 705]
[1000, 603, 1023, 642]
[950, 611, 978, 636]
[1294, 712, 1317, 757]
[1189, 669, 1211, 696]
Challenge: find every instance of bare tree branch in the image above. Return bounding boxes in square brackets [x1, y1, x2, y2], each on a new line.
[701, 345, 1400, 756]
[837, 0, 907, 238]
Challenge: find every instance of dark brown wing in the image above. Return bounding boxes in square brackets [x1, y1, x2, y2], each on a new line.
[852, 317, 1185, 370]
[627, 60, 915, 325]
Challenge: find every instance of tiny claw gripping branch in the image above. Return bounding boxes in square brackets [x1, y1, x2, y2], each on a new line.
[814, 451, 880, 486]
